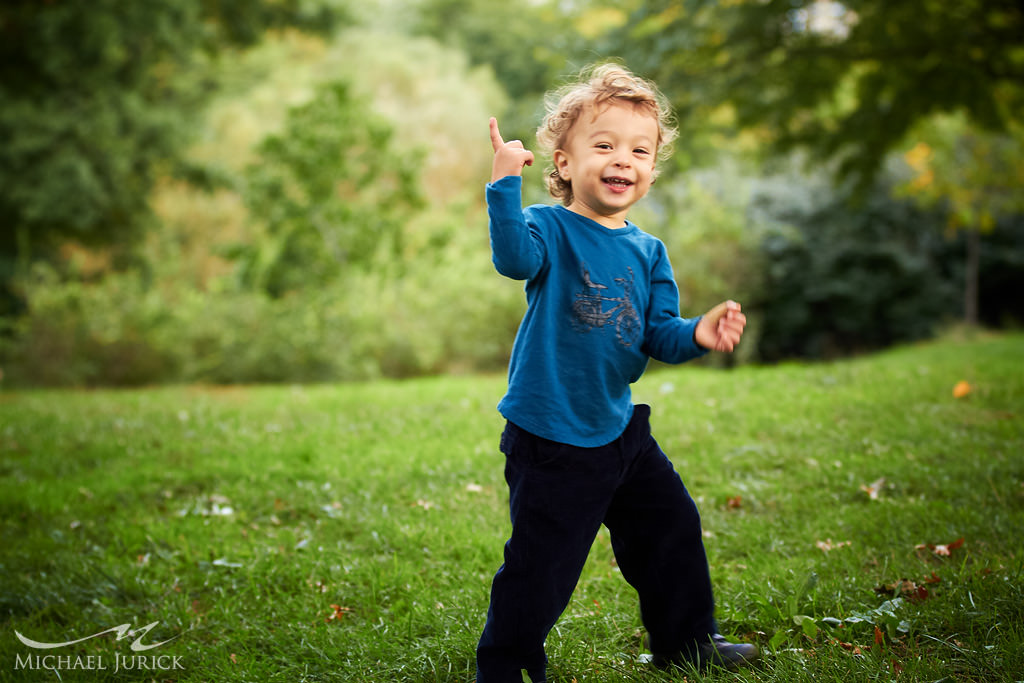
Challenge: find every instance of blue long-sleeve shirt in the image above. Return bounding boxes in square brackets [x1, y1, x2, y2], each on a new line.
[489, 176, 707, 447]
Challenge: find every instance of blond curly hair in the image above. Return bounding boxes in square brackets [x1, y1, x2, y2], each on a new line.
[536, 63, 677, 206]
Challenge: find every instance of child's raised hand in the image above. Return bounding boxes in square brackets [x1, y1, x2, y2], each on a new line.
[695, 301, 746, 353]
[490, 117, 534, 183]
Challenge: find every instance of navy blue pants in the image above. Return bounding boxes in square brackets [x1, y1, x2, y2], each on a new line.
[476, 405, 717, 682]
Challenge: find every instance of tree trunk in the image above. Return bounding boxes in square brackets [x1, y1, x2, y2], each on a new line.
[964, 228, 980, 327]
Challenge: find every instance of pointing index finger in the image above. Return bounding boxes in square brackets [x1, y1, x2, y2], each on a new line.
[489, 117, 505, 152]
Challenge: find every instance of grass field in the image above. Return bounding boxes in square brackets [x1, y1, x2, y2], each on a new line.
[1, 332, 1022, 682]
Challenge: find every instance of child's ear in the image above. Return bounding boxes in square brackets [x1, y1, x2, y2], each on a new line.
[553, 150, 571, 181]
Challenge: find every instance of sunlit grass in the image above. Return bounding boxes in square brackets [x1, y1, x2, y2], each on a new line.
[1, 333, 1022, 681]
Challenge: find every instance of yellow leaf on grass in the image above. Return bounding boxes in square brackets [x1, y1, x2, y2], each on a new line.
[952, 380, 971, 398]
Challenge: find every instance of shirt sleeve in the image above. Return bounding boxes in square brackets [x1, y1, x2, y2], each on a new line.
[486, 176, 545, 281]
[642, 241, 709, 364]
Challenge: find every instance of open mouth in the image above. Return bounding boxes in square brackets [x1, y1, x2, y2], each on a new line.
[603, 176, 634, 189]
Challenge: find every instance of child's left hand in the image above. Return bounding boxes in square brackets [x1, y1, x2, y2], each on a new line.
[695, 301, 746, 352]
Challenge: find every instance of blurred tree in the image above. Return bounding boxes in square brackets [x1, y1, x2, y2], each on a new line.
[612, 0, 1023, 190]
[411, 0, 586, 147]
[239, 81, 423, 297]
[898, 114, 1024, 324]
[0, 0, 345, 314]
[413, 0, 570, 98]
[750, 173, 960, 360]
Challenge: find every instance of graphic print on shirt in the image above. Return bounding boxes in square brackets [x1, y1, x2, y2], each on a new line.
[571, 264, 642, 347]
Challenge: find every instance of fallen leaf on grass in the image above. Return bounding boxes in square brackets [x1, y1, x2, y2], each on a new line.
[933, 537, 965, 556]
[952, 380, 971, 398]
[412, 499, 438, 511]
[230, 653, 238, 664]
[466, 483, 483, 493]
[832, 639, 865, 656]
[875, 578, 917, 596]
[874, 576, 935, 602]
[727, 495, 743, 509]
[859, 477, 886, 500]
[915, 537, 965, 557]
[326, 604, 353, 623]
[816, 538, 852, 553]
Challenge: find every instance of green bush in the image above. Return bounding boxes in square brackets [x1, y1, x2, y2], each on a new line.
[749, 175, 963, 361]
[0, 234, 525, 387]
[1, 266, 180, 386]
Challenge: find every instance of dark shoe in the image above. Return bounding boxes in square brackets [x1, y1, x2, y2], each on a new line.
[650, 634, 759, 672]
[697, 634, 759, 670]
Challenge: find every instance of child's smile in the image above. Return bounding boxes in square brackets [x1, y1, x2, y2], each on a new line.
[553, 101, 660, 229]
[603, 176, 634, 192]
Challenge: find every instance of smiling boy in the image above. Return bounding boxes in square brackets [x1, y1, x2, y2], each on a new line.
[476, 64, 758, 682]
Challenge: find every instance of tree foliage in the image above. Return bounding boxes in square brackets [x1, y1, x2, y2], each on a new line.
[413, 0, 572, 99]
[612, 0, 1024, 188]
[411, 0, 590, 145]
[240, 81, 423, 297]
[899, 113, 1024, 233]
[0, 0, 345, 311]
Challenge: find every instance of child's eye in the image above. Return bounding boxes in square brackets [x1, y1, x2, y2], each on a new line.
[595, 143, 613, 150]
[634, 148, 651, 155]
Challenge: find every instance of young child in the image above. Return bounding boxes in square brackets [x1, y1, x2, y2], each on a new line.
[476, 64, 758, 682]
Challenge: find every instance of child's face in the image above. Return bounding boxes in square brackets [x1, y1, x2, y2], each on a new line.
[554, 101, 660, 229]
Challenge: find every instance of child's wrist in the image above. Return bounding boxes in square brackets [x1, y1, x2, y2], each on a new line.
[488, 174, 523, 188]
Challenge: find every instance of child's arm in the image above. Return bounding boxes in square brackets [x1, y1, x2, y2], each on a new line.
[486, 117, 544, 280]
[644, 246, 746, 361]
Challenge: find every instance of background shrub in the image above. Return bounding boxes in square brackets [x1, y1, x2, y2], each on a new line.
[749, 175, 964, 361]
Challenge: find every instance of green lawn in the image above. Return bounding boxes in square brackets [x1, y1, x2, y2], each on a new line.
[1, 332, 1022, 682]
